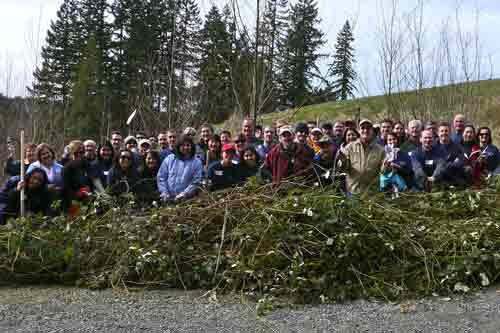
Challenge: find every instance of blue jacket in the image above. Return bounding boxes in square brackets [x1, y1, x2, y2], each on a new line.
[26, 161, 64, 189]
[256, 142, 275, 160]
[451, 131, 463, 145]
[480, 144, 499, 172]
[410, 146, 446, 190]
[157, 153, 203, 198]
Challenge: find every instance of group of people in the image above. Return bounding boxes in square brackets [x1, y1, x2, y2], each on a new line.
[1, 114, 498, 224]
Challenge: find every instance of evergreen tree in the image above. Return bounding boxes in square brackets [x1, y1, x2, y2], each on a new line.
[261, 0, 289, 107]
[198, 5, 234, 122]
[71, 35, 107, 139]
[329, 20, 356, 100]
[281, 0, 325, 106]
[30, 0, 82, 105]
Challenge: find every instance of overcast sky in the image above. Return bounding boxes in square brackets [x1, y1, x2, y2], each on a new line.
[1, 0, 499, 97]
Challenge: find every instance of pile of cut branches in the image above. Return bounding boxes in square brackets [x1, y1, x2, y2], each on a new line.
[1, 180, 500, 303]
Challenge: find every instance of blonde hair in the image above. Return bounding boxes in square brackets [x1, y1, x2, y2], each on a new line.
[68, 140, 84, 155]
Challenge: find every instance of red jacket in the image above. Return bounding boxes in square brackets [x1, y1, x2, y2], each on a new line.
[263, 143, 314, 184]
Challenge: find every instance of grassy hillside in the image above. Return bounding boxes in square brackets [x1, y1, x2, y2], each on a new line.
[259, 79, 500, 126]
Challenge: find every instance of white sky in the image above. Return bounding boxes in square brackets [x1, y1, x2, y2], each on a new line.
[1, 0, 500, 97]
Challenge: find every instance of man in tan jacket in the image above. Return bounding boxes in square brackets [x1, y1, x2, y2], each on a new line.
[339, 119, 385, 194]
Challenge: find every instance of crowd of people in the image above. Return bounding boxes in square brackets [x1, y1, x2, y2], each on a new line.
[1, 114, 499, 224]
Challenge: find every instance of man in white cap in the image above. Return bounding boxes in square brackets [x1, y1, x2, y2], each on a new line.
[260, 125, 314, 184]
[338, 119, 385, 194]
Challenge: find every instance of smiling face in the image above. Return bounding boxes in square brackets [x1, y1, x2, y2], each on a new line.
[243, 149, 257, 167]
[453, 114, 465, 132]
[25, 146, 37, 163]
[220, 132, 231, 145]
[280, 131, 294, 148]
[84, 142, 97, 160]
[438, 125, 450, 144]
[111, 134, 122, 149]
[393, 123, 405, 136]
[100, 146, 113, 161]
[333, 122, 344, 137]
[27, 171, 44, 190]
[39, 147, 54, 166]
[478, 129, 490, 146]
[119, 152, 132, 169]
[310, 130, 322, 143]
[263, 129, 273, 143]
[421, 130, 434, 151]
[208, 139, 220, 152]
[158, 133, 168, 149]
[463, 127, 475, 143]
[242, 119, 254, 138]
[146, 153, 158, 170]
[386, 133, 398, 147]
[345, 129, 359, 143]
[180, 142, 192, 157]
[295, 131, 307, 144]
[200, 127, 212, 142]
[359, 124, 373, 144]
[380, 122, 393, 138]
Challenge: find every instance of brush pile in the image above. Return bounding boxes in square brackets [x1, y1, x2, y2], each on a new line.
[1, 179, 500, 303]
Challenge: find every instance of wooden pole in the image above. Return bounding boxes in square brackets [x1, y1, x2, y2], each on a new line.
[20, 129, 25, 217]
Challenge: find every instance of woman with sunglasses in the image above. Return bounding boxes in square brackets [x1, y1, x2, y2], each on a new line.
[107, 149, 139, 197]
[157, 135, 203, 203]
[476, 127, 499, 176]
[62, 140, 94, 215]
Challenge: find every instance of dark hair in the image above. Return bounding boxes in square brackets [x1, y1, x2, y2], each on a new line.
[393, 120, 404, 128]
[111, 131, 122, 136]
[114, 149, 134, 170]
[220, 130, 231, 137]
[145, 150, 160, 165]
[438, 121, 450, 129]
[386, 132, 400, 146]
[321, 122, 333, 130]
[295, 122, 309, 135]
[255, 125, 263, 132]
[343, 128, 360, 143]
[477, 126, 493, 145]
[175, 135, 196, 159]
[242, 146, 261, 165]
[381, 119, 393, 126]
[98, 141, 115, 161]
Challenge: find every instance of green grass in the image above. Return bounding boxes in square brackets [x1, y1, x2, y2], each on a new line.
[258, 79, 500, 126]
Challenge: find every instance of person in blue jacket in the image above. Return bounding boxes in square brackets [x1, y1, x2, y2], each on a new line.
[410, 130, 446, 191]
[0, 168, 53, 225]
[157, 135, 203, 203]
[435, 122, 468, 187]
[476, 127, 499, 174]
[207, 144, 243, 191]
[380, 132, 413, 192]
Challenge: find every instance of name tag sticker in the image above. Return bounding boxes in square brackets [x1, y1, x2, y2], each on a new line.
[425, 160, 434, 165]
[103, 171, 109, 176]
[215, 170, 224, 176]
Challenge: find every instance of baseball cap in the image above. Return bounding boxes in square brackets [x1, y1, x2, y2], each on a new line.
[311, 127, 323, 134]
[221, 143, 236, 153]
[138, 139, 151, 147]
[359, 119, 373, 127]
[278, 126, 294, 136]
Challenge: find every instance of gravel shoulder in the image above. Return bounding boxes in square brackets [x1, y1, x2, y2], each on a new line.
[1, 286, 500, 332]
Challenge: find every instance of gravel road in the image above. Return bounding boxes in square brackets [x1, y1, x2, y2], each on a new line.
[1, 286, 500, 332]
